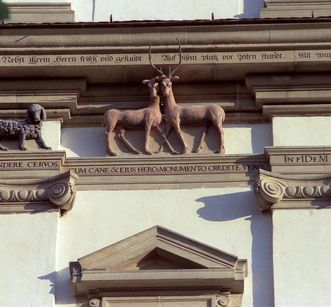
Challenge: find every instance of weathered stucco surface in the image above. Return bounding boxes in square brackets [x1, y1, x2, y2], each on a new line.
[55, 188, 274, 307]
[0, 212, 58, 307]
[273, 209, 331, 307]
[4, 0, 265, 21]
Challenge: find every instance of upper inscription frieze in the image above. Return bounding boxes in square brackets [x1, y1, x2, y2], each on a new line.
[0, 50, 329, 67]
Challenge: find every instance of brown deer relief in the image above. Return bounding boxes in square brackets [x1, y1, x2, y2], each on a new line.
[104, 76, 177, 156]
[104, 45, 225, 156]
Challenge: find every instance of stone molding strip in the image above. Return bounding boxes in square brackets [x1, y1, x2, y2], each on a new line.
[265, 146, 331, 174]
[0, 170, 78, 214]
[261, 0, 331, 18]
[255, 169, 331, 211]
[64, 154, 269, 190]
[4, 3, 75, 23]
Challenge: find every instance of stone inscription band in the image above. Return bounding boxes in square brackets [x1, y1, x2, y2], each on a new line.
[0, 50, 330, 67]
[69, 162, 265, 176]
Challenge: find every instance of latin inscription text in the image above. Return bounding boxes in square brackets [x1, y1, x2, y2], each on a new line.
[284, 154, 328, 163]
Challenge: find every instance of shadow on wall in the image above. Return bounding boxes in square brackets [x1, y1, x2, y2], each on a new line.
[235, 0, 265, 18]
[39, 267, 77, 305]
[196, 191, 274, 307]
[38, 272, 56, 296]
[251, 124, 272, 154]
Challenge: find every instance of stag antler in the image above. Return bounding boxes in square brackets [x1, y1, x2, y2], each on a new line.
[169, 42, 182, 77]
[148, 44, 164, 76]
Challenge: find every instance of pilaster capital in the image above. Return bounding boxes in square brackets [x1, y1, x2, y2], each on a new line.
[0, 170, 78, 214]
[255, 169, 331, 211]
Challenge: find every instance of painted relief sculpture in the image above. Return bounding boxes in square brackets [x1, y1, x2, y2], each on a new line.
[150, 45, 226, 154]
[104, 45, 225, 156]
[0, 104, 51, 151]
[104, 76, 177, 156]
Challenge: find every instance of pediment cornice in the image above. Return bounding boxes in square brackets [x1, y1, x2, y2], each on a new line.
[70, 226, 247, 298]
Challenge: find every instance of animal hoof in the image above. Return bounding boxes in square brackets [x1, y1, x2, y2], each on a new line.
[0, 146, 8, 151]
[44, 146, 52, 150]
[215, 148, 225, 154]
[181, 147, 188, 154]
[145, 150, 153, 155]
[20, 147, 27, 151]
[108, 151, 117, 156]
[170, 150, 180, 155]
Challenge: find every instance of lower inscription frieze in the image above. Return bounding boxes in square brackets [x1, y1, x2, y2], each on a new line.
[2, 147, 331, 190]
[62, 155, 269, 189]
[68, 162, 266, 177]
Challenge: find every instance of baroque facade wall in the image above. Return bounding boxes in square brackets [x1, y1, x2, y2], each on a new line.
[1, 1, 331, 307]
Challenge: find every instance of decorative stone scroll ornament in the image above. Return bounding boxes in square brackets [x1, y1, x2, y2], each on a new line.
[0, 104, 51, 151]
[70, 226, 247, 307]
[0, 170, 78, 214]
[255, 169, 331, 211]
[150, 44, 226, 155]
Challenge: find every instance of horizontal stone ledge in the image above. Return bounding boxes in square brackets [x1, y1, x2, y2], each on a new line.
[263, 104, 331, 117]
[2, 19, 331, 47]
[265, 146, 331, 174]
[64, 154, 269, 190]
[246, 73, 331, 108]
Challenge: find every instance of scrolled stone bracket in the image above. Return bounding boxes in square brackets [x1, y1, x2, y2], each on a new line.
[0, 170, 78, 214]
[255, 169, 331, 211]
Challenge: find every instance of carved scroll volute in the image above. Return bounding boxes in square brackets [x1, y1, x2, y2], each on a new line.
[255, 173, 286, 211]
[46, 171, 77, 211]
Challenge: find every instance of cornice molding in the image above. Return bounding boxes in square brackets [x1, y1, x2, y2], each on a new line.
[4, 3, 74, 23]
[265, 146, 331, 174]
[1, 20, 331, 85]
[0, 170, 78, 214]
[0, 151, 269, 190]
[255, 169, 331, 211]
[261, 0, 331, 18]
[246, 74, 331, 117]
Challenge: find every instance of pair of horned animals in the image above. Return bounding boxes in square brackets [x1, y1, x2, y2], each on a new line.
[104, 76, 177, 156]
[104, 46, 225, 156]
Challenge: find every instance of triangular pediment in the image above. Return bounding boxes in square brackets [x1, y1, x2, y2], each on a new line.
[77, 225, 238, 271]
[70, 226, 247, 297]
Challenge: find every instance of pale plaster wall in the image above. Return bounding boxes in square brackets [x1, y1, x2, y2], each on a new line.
[273, 209, 331, 307]
[273, 116, 331, 146]
[55, 188, 274, 307]
[0, 212, 58, 307]
[43, 121, 61, 150]
[4, 0, 265, 21]
[61, 124, 272, 157]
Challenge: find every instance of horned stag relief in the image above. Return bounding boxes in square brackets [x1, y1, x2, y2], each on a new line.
[104, 45, 225, 156]
[151, 44, 225, 154]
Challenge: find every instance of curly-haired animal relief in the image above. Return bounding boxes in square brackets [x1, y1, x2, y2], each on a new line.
[0, 104, 51, 151]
